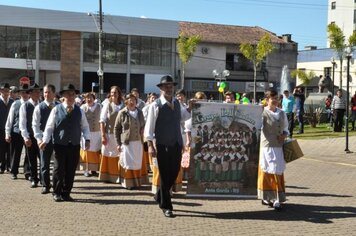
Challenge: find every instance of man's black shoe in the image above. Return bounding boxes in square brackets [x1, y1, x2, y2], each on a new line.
[62, 195, 74, 202]
[31, 181, 38, 188]
[11, 174, 17, 180]
[53, 194, 63, 202]
[162, 209, 174, 218]
[41, 187, 50, 194]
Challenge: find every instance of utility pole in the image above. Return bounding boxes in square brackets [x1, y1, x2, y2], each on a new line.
[98, 0, 104, 100]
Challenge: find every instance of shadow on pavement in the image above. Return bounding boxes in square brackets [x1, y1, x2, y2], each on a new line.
[174, 204, 356, 223]
[287, 192, 352, 198]
[286, 185, 309, 190]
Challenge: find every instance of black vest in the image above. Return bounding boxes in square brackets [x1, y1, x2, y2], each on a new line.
[39, 101, 57, 131]
[24, 101, 36, 136]
[0, 98, 13, 130]
[155, 99, 182, 146]
[11, 100, 22, 134]
[53, 104, 82, 146]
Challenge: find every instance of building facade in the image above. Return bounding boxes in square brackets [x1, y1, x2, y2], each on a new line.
[0, 5, 297, 99]
[179, 22, 298, 101]
[327, 0, 356, 47]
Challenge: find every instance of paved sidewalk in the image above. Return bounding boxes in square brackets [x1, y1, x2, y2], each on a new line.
[1, 137, 356, 235]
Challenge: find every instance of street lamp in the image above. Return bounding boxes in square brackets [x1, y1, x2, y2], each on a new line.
[88, 0, 104, 100]
[331, 57, 336, 95]
[213, 69, 230, 101]
[345, 47, 352, 153]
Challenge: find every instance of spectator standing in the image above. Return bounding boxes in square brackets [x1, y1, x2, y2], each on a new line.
[281, 90, 295, 138]
[331, 89, 346, 132]
[293, 86, 305, 134]
[351, 91, 356, 131]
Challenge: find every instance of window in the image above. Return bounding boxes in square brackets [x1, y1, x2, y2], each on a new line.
[130, 36, 172, 67]
[83, 32, 128, 64]
[39, 29, 61, 60]
[324, 67, 331, 77]
[226, 53, 253, 71]
[331, 1, 336, 10]
[0, 26, 36, 59]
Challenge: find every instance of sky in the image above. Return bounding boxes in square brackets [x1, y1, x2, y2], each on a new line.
[0, 0, 328, 50]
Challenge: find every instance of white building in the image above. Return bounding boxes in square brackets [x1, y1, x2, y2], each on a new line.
[327, 0, 356, 47]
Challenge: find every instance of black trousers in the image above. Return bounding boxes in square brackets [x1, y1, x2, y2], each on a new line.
[25, 136, 40, 183]
[10, 132, 30, 176]
[0, 129, 11, 171]
[286, 112, 294, 137]
[155, 143, 182, 211]
[40, 141, 53, 188]
[53, 144, 80, 196]
[334, 109, 345, 132]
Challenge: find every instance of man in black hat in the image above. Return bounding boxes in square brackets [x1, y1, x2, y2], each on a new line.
[40, 84, 90, 202]
[0, 83, 14, 173]
[5, 84, 31, 180]
[144, 75, 193, 217]
[19, 83, 42, 188]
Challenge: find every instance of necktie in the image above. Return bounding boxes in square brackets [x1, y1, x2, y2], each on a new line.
[66, 106, 73, 114]
[167, 101, 174, 110]
[48, 103, 54, 110]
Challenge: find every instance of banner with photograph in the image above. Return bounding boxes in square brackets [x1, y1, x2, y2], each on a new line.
[187, 102, 263, 197]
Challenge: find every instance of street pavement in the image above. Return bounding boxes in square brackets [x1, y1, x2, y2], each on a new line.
[1, 136, 356, 235]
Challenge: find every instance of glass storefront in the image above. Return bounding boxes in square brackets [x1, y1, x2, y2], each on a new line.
[83, 32, 128, 64]
[0, 26, 36, 59]
[131, 36, 172, 67]
[39, 29, 61, 60]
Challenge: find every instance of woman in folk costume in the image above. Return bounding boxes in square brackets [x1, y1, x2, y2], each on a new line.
[114, 93, 147, 189]
[80, 92, 101, 177]
[98, 86, 124, 183]
[258, 89, 289, 210]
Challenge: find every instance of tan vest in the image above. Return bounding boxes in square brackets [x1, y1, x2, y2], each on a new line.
[83, 104, 101, 132]
[106, 103, 119, 134]
[260, 108, 285, 148]
[114, 107, 144, 145]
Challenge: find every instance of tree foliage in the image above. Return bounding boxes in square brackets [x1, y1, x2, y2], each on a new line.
[239, 33, 274, 101]
[177, 33, 201, 65]
[290, 69, 316, 86]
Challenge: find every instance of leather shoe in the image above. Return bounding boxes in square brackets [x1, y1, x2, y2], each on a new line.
[31, 181, 38, 188]
[11, 174, 17, 180]
[62, 195, 74, 202]
[53, 194, 63, 202]
[41, 187, 50, 194]
[162, 209, 174, 218]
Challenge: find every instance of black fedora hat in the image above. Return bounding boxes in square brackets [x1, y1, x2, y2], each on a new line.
[18, 83, 31, 92]
[156, 75, 178, 88]
[29, 83, 42, 92]
[60, 84, 79, 95]
[0, 83, 10, 90]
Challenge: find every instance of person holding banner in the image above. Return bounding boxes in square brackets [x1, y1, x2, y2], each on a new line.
[258, 89, 288, 211]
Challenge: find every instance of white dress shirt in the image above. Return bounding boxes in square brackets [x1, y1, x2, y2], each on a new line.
[5, 98, 26, 139]
[144, 95, 191, 142]
[19, 98, 38, 140]
[42, 103, 91, 144]
[32, 100, 55, 142]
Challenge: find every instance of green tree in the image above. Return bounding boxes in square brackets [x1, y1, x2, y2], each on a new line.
[177, 33, 201, 89]
[327, 23, 356, 88]
[239, 34, 274, 101]
[290, 69, 316, 86]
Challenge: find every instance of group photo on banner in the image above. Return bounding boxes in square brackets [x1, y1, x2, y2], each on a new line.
[187, 102, 263, 197]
